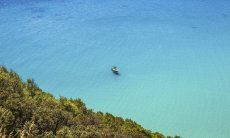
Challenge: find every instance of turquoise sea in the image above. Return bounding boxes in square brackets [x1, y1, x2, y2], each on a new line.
[1, 0, 230, 137]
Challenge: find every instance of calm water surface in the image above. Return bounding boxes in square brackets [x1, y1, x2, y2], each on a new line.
[1, 0, 230, 137]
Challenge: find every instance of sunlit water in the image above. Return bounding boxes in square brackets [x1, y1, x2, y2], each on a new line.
[1, 0, 230, 137]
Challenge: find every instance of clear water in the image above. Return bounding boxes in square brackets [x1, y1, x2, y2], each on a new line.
[1, 0, 230, 137]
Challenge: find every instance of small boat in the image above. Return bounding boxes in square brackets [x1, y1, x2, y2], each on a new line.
[111, 66, 119, 75]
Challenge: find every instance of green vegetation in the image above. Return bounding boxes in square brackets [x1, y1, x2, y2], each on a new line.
[0, 66, 179, 138]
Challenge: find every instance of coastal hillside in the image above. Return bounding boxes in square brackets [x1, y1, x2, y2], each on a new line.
[0, 66, 178, 138]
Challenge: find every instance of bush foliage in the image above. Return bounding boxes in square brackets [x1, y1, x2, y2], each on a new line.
[0, 66, 178, 138]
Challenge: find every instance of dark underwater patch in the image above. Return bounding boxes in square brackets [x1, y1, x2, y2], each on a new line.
[222, 13, 228, 18]
[25, 7, 47, 14]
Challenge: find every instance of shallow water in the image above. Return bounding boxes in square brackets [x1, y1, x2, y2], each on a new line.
[1, 0, 230, 137]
